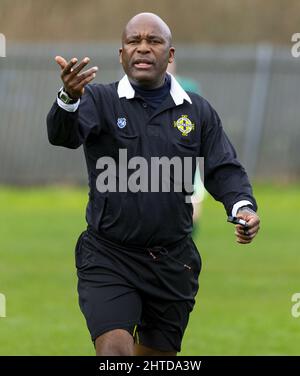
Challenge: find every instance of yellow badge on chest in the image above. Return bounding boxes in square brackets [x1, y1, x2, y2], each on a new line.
[173, 115, 195, 136]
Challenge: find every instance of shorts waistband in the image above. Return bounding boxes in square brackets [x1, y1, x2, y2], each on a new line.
[86, 225, 189, 254]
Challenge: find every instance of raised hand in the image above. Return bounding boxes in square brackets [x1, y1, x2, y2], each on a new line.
[55, 56, 98, 99]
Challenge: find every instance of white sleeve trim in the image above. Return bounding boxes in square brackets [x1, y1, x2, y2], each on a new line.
[232, 200, 253, 217]
[56, 96, 80, 112]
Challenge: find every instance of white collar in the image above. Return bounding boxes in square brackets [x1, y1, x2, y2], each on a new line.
[117, 72, 192, 105]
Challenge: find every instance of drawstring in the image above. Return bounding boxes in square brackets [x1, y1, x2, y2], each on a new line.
[146, 246, 192, 271]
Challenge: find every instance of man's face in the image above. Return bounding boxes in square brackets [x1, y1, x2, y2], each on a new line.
[119, 18, 175, 89]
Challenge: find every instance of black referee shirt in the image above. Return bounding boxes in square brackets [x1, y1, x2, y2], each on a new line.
[47, 73, 257, 247]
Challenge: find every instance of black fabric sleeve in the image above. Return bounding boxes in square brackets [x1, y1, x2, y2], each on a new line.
[200, 101, 257, 215]
[46, 84, 101, 149]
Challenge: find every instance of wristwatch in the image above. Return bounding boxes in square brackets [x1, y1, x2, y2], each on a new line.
[58, 88, 77, 104]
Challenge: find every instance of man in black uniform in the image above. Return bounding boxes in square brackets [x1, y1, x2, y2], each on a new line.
[47, 13, 260, 356]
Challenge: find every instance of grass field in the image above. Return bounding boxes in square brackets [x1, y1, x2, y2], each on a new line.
[0, 184, 300, 355]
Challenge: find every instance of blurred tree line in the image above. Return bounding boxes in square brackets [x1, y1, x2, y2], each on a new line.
[0, 0, 298, 44]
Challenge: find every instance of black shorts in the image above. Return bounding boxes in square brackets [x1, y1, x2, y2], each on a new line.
[75, 227, 202, 352]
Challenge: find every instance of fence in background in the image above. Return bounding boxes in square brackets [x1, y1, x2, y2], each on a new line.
[0, 43, 299, 184]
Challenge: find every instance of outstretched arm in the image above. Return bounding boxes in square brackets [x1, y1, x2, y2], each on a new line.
[46, 56, 100, 149]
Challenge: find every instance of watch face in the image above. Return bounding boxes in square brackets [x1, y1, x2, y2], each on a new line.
[60, 91, 70, 104]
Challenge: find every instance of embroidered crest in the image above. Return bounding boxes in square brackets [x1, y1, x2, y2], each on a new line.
[173, 115, 195, 136]
[117, 117, 127, 129]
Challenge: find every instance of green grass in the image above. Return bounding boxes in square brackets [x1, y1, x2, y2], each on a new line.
[0, 184, 300, 355]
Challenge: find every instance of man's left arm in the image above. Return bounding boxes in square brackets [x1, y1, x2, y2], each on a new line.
[200, 101, 260, 244]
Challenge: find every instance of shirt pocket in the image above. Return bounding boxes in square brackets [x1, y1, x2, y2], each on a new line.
[117, 133, 140, 160]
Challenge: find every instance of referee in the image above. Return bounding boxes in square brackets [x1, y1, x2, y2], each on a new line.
[47, 12, 260, 356]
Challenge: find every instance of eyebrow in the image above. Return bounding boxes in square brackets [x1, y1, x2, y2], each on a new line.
[126, 33, 165, 41]
[148, 34, 164, 40]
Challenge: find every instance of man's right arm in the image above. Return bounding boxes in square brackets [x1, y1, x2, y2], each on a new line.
[47, 86, 100, 149]
[46, 56, 99, 149]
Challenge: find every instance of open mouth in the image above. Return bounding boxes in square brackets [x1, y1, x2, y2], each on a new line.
[133, 60, 154, 69]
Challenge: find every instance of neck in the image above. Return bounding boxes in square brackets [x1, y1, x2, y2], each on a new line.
[130, 74, 166, 90]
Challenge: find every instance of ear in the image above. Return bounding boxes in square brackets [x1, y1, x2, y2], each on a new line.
[119, 48, 123, 64]
[168, 47, 175, 64]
